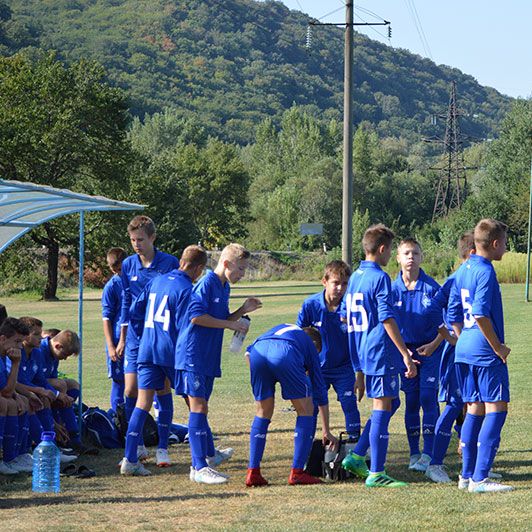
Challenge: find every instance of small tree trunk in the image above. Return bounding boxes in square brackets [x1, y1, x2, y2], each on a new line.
[43, 240, 59, 301]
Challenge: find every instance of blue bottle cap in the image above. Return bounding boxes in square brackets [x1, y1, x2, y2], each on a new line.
[41, 431, 56, 442]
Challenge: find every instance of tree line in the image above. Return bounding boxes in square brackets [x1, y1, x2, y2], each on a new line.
[0, 53, 530, 299]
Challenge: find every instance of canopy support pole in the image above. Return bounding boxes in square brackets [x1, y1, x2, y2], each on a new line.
[78, 211, 85, 432]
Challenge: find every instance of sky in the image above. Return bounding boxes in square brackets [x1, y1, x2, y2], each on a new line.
[268, 0, 531, 99]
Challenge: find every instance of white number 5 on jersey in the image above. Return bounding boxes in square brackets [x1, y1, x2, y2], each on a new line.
[145, 293, 170, 331]
[346, 292, 369, 333]
[460, 288, 475, 329]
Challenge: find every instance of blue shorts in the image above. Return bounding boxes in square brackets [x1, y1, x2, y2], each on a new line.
[249, 340, 312, 401]
[366, 373, 400, 399]
[323, 366, 356, 403]
[400, 344, 442, 392]
[106, 352, 124, 383]
[174, 370, 215, 400]
[456, 362, 510, 403]
[137, 363, 175, 391]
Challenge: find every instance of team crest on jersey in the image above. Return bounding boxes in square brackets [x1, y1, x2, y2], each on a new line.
[421, 294, 431, 308]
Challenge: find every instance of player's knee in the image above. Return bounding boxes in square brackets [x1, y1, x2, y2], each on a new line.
[65, 378, 79, 391]
[6, 398, 18, 416]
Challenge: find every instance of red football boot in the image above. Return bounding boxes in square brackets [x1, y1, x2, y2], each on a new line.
[246, 467, 269, 487]
[288, 468, 323, 485]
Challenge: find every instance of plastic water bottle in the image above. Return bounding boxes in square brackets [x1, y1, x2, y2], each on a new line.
[32, 431, 60, 493]
[229, 316, 251, 353]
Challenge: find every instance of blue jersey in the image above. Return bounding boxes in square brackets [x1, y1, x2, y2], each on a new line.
[248, 324, 328, 406]
[297, 291, 358, 371]
[449, 254, 505, 367]
[101, 274, 123, 342]
[343, 260, 401, 376]
[8, 345, 57, 392]
[132, 269, 194, 367]
[39, 337, 59, 379]
[175, 271, 230, 377]
[391, 269, 441, 346]
[120, 249, 180, 334]
[0, 356, 8, 390]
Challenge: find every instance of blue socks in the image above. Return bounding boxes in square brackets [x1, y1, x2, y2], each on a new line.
[205, 423, 216, 458]
[473, 411, 507, 482]
[369, 409, 392, 473]
[460, 413, 484, 479]
[340, 395, 361, 439]
[110, 380, 125, 412]
[125, 396, 136, 422]
[420, 387, 439, 456]
[404, 391, 421, 456]
[249, 416, 270, 468]
[292, 415, 314, 469]
[431, 405, 462, 466]
[59, 406, 81, 444]
[354, 398, 399, 458]
[0, 414, 5, 450]
[3, 415, 18, 462]
[29, 414, 43, 445]
[17, 413, 30, 455]
[156, 393, 173, 451]
[37, 407, 54, 432]
[125, 407, 148, 463]
[188, 412, 208, 470]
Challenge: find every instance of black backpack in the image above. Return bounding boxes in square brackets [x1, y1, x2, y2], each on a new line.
[322, 432, 357, 481]
[115, 403, 159, 447]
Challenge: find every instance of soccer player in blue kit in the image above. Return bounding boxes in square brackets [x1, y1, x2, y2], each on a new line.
[175, 243, 262, 485]
[120, 245, 208, 476]
[391, 238, 443, 473]
[297, 260, 364, 441]
[419, 231, 474, 483]
[245, 324, 337, 487]
[101, 247, 127, 413]
[116, 215, 179, 460]
[341, 224, 417, 488]
[449, 219, 513, 493]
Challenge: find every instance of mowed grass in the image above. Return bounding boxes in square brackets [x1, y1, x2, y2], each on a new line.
[0, 282, 531, 531]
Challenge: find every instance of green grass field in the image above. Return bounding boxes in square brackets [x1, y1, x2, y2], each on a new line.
[1, 282, 531, 531]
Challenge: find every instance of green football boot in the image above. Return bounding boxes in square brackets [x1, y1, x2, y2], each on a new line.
[365, 472, 408, 488]
[341, 452, 370, 479]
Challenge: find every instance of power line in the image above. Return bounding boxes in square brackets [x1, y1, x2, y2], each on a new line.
[403, 0, 433, 60]
[355, 13, 389, 40]
[318, 5, 345, 21]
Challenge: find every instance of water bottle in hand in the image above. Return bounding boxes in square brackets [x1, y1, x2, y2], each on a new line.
[229, 316, 251, 353]
[32, 431, 60, 493]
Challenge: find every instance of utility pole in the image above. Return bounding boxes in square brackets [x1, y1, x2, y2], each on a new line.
[309, 6, 390, 267]
[342, 1, 354, 266]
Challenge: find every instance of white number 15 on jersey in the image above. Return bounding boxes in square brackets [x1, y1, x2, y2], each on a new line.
[346, 292, 369, 333]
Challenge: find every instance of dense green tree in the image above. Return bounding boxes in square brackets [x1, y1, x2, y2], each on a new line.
[0, 52, 133, 299]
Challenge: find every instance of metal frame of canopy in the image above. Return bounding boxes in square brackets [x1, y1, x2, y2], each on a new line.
[0, 179, 144, 430]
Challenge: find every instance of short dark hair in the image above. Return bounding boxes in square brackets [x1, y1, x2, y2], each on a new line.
[43, 328, 60, 338]
[362, 224, 395, 254]
[474, 219, 508, 251]
[0, 317, 30, 338]
[303, 326, 322, 353]
[127, 215, 156, 237]
[106, 247, 127, 269]
[457, 230, 475, 260]
[19, 316, 43, 330]
[323, 260, 351, 282]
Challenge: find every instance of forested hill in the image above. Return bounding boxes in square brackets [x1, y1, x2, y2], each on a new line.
[0, 0, 512, 144]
